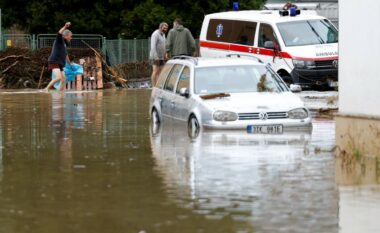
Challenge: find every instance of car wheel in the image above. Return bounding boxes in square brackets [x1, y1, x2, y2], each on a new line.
[188, 115, 200, 138]
[151, 108, 160, 124]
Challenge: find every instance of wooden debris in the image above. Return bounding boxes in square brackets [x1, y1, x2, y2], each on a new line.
[0, 48, 101, 89]
[95, 54, 104, 89]
[200, 93, 231, 100]
[2, 60, 20, 74]
[37, 65, 45, 89]
[0, 55, 28, 63]
[81, 40, 127, 87]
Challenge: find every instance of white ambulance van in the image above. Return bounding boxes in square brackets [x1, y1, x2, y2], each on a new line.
[199, 10, 339, 89]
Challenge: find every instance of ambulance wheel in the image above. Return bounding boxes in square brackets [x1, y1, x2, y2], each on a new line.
[281, 75, 293, 86]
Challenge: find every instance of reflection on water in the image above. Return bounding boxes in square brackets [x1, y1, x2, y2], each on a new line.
[151, 119, 339, 233]
[339, 185, 380, 233]
[0, 89, 378, 232]
[336, 149, 380, 233]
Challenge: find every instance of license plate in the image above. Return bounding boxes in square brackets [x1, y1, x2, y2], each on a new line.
[247, 125, 283, 134]
[328, 80, 338, 88]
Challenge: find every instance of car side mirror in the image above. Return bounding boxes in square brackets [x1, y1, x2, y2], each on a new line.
[179, 87, 190, 98]
[264, 41, 274, 50]
[290, 84, 302, 93]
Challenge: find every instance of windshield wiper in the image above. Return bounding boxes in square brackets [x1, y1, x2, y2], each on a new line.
[200, 93, 231, 100]
[320, 20, 338, 43]
[307, 21, 325, 44]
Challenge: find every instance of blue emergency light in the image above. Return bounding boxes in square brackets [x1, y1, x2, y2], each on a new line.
[233, 2, 239, 11]
[290, 6, 297, 16]
[279, 8, 301, 17]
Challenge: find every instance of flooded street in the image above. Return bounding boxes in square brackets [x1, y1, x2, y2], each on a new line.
[0, 90, 379, 233]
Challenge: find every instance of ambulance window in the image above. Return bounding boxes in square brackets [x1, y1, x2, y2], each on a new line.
[258, 24, 277, 48]
[206, 19, 234, 43]
[231, 21, 257, 45]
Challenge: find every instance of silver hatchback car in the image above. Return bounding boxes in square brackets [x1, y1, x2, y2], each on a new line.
[150, 56, 312, 134]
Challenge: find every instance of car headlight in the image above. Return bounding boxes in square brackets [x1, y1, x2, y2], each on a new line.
[292, 59, 315, 69]
[213, 111, 238, 122]
[288, 108, 309, 119]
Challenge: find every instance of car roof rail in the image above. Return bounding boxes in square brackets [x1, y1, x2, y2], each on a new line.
[226, 53, 264, 64]
[171, 55, 198, 65]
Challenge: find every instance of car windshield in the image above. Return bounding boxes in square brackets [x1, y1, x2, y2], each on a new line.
[194, 65, 287, 95]
[277, 19, 338, 47]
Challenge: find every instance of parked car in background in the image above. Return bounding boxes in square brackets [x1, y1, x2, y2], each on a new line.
[199, 10, 338, 90]
[149, 56, 312, 134]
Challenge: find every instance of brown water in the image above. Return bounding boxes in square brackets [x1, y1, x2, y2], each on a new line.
[0, 90, 378, 233]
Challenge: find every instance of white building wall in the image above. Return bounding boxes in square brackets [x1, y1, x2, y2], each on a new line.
[339, 0, 380, 117]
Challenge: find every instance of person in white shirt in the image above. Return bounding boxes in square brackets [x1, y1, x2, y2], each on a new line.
[149, 22, 168, 86]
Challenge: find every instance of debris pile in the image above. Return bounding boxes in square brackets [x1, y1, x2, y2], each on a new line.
[0, 48, 127, 89]
[114, 61, 152, 81]
[0, 48, 41, 88]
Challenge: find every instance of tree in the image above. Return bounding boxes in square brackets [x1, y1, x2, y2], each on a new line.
[0, 0, 265, 38]
[121, 0, 265, 38]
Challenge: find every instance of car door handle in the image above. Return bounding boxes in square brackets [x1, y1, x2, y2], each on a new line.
[256, 49, 260, 54]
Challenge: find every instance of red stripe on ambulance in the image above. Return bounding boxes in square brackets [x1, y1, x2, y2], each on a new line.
[199, 41, 337, 61]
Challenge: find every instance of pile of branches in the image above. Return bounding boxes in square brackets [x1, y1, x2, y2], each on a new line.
[0, 47, 126, 89]
[0, 48, 43, 88]
[115, 61, 152, 81]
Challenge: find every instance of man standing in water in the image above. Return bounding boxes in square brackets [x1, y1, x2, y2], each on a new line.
[149, 22, 168, 86]
[45, 22, 72, 91]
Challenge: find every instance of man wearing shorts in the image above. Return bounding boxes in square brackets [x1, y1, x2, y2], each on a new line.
[149, 22, 168, 87]
[45, 22, 72, 91]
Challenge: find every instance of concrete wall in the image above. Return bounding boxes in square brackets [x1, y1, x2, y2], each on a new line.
[339, 0, 380, 117]
[337, 0, 380, 158]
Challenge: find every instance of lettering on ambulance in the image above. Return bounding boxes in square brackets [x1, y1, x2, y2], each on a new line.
[316, 51, 338, 57]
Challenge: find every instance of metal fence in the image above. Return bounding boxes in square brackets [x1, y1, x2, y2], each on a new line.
[0, 34, 150, 65]
[0, 34, 181, 65]
[1, 34, 32, 49]
[106, 38, 150, 65]
[37, 34, 105, 51]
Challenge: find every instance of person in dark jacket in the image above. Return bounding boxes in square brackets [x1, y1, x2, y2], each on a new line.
[44, 22, 72, 91]
[166, 18, 196, 58]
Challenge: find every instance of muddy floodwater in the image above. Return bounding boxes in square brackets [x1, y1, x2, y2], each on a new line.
[0, 90, 379, 233]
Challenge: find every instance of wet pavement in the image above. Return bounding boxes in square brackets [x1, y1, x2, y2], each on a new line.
[0, 89, 378, 233]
